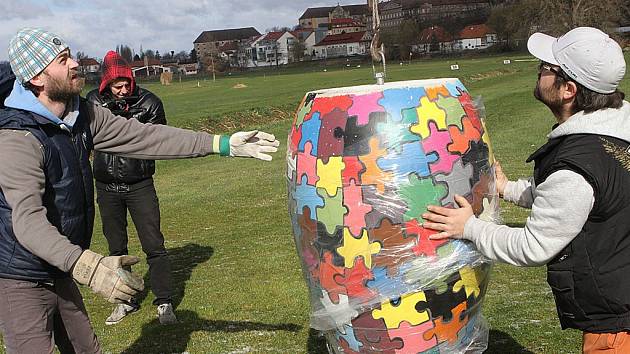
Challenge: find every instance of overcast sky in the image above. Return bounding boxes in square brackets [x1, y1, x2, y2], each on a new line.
[0, 0, 362, 61]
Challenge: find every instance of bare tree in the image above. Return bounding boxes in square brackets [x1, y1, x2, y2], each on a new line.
[539, 0, 630, 35]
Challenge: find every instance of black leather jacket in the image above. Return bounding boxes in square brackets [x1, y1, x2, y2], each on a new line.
[86, 86, 167, 185]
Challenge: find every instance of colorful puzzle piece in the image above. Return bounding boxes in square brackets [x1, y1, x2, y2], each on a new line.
[298, 112, 321, 154]
[360, 137, 393, 193]
[453, 266, 485, 299]
[378, 87, 426, 122]
[316, 188, 347, 236]
[295, 175, 325, 220]
[296, 142, 318, 186]
[352, 310, 404, 353]
[313, 251, 346, 303]
[308, 95, 353, 122]
[337, 228, 382, 269]
[364, 185, 406, 228]
[448, 116, 482, 155]
[376, 108, 421, 152]
[372, 292, 430, 329]
[336, 324, 363, 352]
[411, 96, 447, 139]
[425, 85, 451, 101]
[422, 121, 459, 175]
[377, 142, 438, 185]
[348, 92, 386, 125]
[343, 180, 373, 237]
[318, 108, 348, 162]
[371, 218, 416, 275]
[334, 257, 377, 301]
[399, 174, 447, 221]
[295, 93, 315, 127]
[316, 156, 345, 196]
[423, 301, 468, 345]
[405, 219, 448, 257]
[436, 96, 466, 130]
[389, 320, 438, 354]
[345, 113, 387, 156]
[342, 156, 365, 186]
[433, 158, 474, 207]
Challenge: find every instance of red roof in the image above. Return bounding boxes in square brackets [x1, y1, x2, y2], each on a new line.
[262, 31, 285, 41]
[130, 58, 162, 68]
[79, 58, 99, 66]
[315, 31, 367, 46]
[458, 24, 495, 39]
[419, 26, 452, 43]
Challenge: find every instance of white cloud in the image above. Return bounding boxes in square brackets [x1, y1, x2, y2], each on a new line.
[0, 0, 364, 61]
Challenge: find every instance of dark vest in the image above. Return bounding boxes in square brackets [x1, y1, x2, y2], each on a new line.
[0, 101, 94, 280]
[528, 133, 630, 332]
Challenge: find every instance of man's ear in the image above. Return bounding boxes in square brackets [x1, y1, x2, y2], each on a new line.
[29, 72, 46, 90]
[563, 81, 577, 101]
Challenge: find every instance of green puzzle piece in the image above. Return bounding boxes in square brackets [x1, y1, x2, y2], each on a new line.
[316, 187, 347, 235]
[400, 174, 447, 221]
[436, 96, 466, 130]
[295, 99, 314, 127]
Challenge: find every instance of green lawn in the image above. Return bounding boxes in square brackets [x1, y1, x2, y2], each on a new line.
[7, 53, 630, 353]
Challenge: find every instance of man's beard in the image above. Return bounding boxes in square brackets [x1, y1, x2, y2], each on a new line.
[534, 77, 563, 115]
[46, 71, 84, 103]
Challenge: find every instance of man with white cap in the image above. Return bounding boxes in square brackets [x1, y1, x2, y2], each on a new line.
[422, 27, 629, 352]
[0, 28, 279, 353]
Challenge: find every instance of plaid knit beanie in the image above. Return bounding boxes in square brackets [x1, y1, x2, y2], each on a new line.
[99, 50, 135, 95]
[8, 28, 68, 84]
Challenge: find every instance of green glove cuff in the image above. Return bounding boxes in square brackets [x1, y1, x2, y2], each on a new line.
[219, 135, 230, 156]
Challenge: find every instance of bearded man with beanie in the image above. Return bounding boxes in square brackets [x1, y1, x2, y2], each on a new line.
[0, 28, 278, 353]
[423, 27, 629, 353]
[86, 51, 176, 326]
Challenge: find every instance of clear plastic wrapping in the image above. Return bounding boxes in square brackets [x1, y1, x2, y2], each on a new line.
[287, 79, 498, 353]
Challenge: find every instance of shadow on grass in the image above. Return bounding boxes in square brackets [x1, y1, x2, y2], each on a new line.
[307, 328, 329, 353]
[486, 329, 534, 353]
[134, 243, 214, 308]
[505, 222, 526, 228]
[122, 310, 302, 354]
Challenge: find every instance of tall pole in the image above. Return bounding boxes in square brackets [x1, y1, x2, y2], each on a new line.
[211, 55, 216, 82]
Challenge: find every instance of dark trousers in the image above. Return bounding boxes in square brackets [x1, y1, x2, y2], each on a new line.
[96, 180, 172, 305]
[0, 277, 101, 354]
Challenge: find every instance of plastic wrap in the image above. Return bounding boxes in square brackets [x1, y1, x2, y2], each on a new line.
[287, 79, 498, 353]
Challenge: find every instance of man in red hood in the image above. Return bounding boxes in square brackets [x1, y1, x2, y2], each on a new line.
[86, 51, 175, 325]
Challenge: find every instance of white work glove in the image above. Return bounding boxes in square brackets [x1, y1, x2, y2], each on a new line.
[72, 250, 144, 304]
[229, 130, 280, 161]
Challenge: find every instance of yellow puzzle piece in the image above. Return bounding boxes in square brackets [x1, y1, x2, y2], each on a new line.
[336, 228, 381, 269]
[372, 291, 430, 329]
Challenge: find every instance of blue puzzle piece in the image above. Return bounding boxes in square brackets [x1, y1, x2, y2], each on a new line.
[378, 87, 426, 123]
[376, 142, 438, 184]
[295, 175, 324, 220]
[366, 266, 411, 298]
[445, 79, 466, 97]
[336, 325, 363, 352]
[298, 112, 321, 154]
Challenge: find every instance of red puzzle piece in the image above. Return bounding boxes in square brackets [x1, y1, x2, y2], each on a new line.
[447, 117, 481, 155]
[342, 156, 366, 186]
[405, 219, 448, 257]
[312, 251, 346, 303]
[334, 257, 377, 301]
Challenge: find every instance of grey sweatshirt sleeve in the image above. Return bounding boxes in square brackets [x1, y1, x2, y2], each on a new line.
[503, 178, 535, 208]
[0, 130, 83, 272]
[86, 103, 225, 158]
[462, 170, 594, 266]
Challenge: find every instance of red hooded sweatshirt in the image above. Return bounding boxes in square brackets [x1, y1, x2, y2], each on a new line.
[98, 50, 136, 95]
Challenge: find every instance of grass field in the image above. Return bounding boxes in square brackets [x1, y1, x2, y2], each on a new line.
[7, 53, 630, 353]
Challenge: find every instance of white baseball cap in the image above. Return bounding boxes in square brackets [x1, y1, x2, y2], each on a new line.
[527, 27, 626, 94]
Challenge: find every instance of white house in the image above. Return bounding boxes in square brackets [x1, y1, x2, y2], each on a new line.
[455, 24, 497, 50]
[250, 31, 298, 67]
[314, 31, 370, 59]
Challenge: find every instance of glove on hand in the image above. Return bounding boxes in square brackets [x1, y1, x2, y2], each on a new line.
[229, 130, 280, 161]
[72, 250, 145, 304]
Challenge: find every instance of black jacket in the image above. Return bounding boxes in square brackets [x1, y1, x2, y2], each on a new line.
[0, 102, 94, 280]
[529, 133, 630, 332]
[86, 86, 167, 185]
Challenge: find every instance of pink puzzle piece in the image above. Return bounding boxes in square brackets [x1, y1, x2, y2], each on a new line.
[389, 320, 438, 354]
[343, 180, 373, 237]
[297, 142, 318, 186]
[422, 121, 459, 175]
[348, 92, 386, 125]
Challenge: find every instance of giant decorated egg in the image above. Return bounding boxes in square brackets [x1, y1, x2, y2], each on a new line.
[287, 78, 497, 353]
